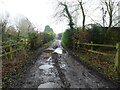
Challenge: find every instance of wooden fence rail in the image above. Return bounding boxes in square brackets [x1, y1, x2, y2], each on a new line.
[76, 42, 116, 48]
[0, 41, 28, 60]
[75, 41, 120, 70]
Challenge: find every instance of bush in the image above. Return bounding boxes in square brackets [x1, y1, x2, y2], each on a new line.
[28, 32, 38, 50]
[88, 24, 104, 44]
[76, 24, 120, 45]
[73, 28, 89, 43]
[88, 25, 120, 45]
[62, 29, 73, 49]
[102, 28, 120, 45]
[43, 32, 55, 44]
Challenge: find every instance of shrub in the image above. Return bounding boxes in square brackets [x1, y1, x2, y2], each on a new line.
[88, 24, 104, 44]
[62, 29, 73, 49]
[28, 32, 38, 50]
[43, 32, 55, 44]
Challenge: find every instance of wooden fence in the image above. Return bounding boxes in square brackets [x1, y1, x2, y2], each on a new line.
[0, 41, 28, 60]
[75, 41, 120, 70]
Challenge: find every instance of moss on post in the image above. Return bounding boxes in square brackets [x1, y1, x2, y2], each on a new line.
[115, 42, 120, 71]
[91, 41, 93, 50]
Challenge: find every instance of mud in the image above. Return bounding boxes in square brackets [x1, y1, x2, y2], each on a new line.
[43, 49, 54, 53]
[52, 52, 70, 88]
[10, 40, 118, 88]
[43, 56, 50, 59]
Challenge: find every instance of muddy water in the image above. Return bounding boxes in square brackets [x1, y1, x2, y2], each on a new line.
[10, 40, 117, 88]
[38, 82, 59, 88]
[39, 64, 53, 70]
[54, 48, 63, 54]
[36, 43, 67, 88]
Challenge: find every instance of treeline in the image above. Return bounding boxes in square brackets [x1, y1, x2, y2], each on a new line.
[0, 14, 55, 50]
[62, 24, 120, 49]
[60, 0, 120, 80]
[1, 14, 55, 88]
[56, 0, 120, 49]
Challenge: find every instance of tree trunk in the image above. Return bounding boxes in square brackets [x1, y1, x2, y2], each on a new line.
[78, 1, 85, 32]
[108, 14, 112, 30]
[64, 4, 74, 29]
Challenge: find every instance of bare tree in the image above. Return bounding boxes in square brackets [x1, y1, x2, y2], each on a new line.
[77, 0, 86, 31]
[17, 17, 35, 36]
[101, 0, 120, 30]
[101, 7, 107, 27]
[54, 0, 75, 29]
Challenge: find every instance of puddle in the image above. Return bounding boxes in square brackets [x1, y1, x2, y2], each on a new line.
[43, 56, 50, 59]
[54, 48, 63, 54]
[39, 65, 54, 70]
[43, 49, 54, 53]
[38, 82, 58, 88]
[60, 63, 66, 68]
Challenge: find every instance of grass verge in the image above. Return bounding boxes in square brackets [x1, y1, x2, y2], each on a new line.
[73, 50, 120, 85]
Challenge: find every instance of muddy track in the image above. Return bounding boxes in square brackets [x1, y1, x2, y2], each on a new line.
[8, 40, 118, 88]
[52, 52, 70, 88]
[9, 45, 51, 88]
[64, 47, 119, 87]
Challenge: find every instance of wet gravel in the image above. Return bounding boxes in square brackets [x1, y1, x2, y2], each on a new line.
[10, 40, 118, 88]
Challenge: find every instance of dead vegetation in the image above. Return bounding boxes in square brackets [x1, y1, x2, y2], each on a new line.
[2, 49, 33, 88]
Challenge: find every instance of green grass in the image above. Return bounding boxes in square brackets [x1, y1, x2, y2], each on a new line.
[74, 52, 119, 80]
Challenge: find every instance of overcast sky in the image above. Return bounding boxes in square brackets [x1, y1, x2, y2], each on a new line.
[0, 0, 119, 34]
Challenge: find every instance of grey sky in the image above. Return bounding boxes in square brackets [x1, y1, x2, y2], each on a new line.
[0, 0, 119, 33]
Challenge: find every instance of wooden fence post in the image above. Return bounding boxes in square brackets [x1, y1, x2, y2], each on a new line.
[115, 42, 120, 71]
[77, 41, 79, 50]
[10, 45, 12, 60]
[91, 41, 93, 50]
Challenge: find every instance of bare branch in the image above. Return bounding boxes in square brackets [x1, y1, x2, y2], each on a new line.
[112, 20, 120, 27]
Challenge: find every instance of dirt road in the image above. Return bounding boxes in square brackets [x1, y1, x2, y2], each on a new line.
[10, 40, 117, 88]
